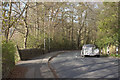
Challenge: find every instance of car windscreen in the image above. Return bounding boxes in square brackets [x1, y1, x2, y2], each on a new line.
[83, 44, 95, 48]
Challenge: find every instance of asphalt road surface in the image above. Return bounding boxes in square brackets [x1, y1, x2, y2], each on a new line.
[16, 51, 119, 78]
[50, 51, 119, 78]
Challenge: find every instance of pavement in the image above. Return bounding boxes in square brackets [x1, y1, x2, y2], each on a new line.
[16, 50, 120, 78]
[16, 51, 64, 78]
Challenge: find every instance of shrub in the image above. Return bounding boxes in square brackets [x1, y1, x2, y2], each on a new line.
[110, 53, 120, 58]
[2, 41, 16, 78]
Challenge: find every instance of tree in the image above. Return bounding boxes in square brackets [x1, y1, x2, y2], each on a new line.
[2, 2, 27, 42]
[23, 3, 28, 48]
[96, 2, 119, 54]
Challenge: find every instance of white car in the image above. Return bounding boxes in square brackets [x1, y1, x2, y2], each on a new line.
[81, 44, 100, 57]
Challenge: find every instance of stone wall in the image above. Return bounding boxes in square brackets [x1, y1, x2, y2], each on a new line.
[18, 48, 46, 60]
[18, 47, 70, 60]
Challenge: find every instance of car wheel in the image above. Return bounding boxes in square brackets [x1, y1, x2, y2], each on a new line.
[82, 55, 85, 57]
[96, 55, 100, 57]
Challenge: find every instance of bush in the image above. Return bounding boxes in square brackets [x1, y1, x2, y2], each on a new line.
[27, 35, 78, 51]
[2, 41, 16, 78]
[110, 53, 120, 58]
[45, 38, 77, 51]
[100, 54, 109, 57]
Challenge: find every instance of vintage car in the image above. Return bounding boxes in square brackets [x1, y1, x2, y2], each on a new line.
[81, 44, 100, 57]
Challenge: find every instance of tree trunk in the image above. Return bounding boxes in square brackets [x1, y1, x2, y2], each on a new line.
[68, 29, 71, 41]
[71, 15, 74, 49]
[5, 2, 12, 42]
[77, 30, 81, 49]
[118, 45, 120, 54]
[43, 15, 46, 52]
[24, 6, 28, 49]
[48, 28, 51, 52]
[36, 2, 40, 37]
[24, 25, 28, 49]
[48, 18, 51, 52]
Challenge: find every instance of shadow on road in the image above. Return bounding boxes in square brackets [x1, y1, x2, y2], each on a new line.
[50, 52, 119, 78]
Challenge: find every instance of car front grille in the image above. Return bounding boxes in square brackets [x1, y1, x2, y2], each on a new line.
[84, 47, 93, 55]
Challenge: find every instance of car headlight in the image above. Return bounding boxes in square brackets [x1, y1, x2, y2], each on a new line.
[94, 49, 99, 54]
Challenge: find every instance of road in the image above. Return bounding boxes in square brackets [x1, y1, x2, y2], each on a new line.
[16, 51, 119, 78]
[50, 51, 119, 78]
[16, 51, 60, 78]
